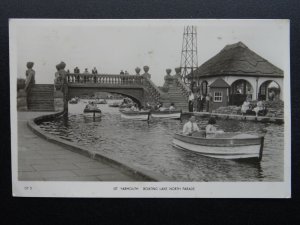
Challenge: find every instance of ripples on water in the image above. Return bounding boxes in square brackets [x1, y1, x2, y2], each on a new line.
[39, 100, 284, 181]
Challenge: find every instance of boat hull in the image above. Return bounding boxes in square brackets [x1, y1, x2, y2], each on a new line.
[173, 133, 264, 160]
[151, 110, 181, 119]
[119, 110, 149, 121]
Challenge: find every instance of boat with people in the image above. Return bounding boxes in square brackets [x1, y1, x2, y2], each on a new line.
[119, 109, 150, 121]
[150, 110, 182, 119]
[108, 102, 121, 107]
[69, 97, 79, 104]
[83, 102, 102, 117]
[92, 99, 107, 104]
[172, 132, 264, 161]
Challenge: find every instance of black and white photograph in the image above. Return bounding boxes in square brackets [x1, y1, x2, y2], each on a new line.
[10, 19, 290, 197]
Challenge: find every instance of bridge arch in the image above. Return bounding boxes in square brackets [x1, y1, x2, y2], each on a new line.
[67, 87, 145, 106]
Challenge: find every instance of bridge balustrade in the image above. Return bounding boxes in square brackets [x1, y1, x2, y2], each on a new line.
[66, 73, 164, 103]
[66, 73, 144, 86]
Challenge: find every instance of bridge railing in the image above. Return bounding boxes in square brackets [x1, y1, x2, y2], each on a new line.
[66, 73, 144, 86]
[66, 73, 165, 103]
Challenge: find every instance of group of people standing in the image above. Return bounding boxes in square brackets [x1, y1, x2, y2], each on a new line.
[188, 91, 211, 113]
[120, 70, 129, 75]
[73, 67, 98, 74]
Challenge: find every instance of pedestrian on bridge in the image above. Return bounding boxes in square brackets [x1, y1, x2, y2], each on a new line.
[92, 67, 98, 74]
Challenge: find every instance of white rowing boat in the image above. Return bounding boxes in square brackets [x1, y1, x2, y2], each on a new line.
[119, 110, 150, 121]
[173, 132, 264, 161]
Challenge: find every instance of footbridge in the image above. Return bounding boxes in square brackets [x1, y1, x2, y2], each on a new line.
[65, 73, 164, 107]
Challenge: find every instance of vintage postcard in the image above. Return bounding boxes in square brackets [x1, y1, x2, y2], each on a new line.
[10, 19, 290, 198]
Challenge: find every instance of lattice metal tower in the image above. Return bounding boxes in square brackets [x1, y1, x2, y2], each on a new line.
[180, 26, 198, 85]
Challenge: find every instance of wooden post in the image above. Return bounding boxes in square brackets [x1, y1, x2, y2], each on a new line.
[259, 136, 264, 161]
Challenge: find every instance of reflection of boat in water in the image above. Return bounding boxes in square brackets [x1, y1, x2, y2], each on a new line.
[151, 110, 182, 119]
[173, 132, 264, 161]
[109, 102, 120, 107]
[119, 110, 150, 121]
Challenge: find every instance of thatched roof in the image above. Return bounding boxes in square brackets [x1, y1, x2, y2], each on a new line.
[192, 42, 283, 78]
[209, 78, 230, 88]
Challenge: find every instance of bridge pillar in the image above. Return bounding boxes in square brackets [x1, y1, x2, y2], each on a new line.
[54, 89, 64, 112]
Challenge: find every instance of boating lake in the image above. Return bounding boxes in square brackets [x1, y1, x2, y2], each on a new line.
[39, 99, 284, 181]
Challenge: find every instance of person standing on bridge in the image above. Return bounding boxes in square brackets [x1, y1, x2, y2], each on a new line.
[188, 91, 195, 112]
[92, 67, 98, 74]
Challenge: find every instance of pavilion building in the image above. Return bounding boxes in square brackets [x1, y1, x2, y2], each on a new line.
[189, 42, 284, 107]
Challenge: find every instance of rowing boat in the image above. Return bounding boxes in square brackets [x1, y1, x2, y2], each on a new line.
[119, 110, 150, 121]
[83, 107, 102, 117]
[151, 110, 182, 119]
[173, 132, 264, 161]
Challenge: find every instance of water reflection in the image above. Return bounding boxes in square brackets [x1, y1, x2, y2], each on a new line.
[39, 100, 284, 181]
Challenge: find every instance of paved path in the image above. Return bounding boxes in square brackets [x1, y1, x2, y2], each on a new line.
[18, 112, 135, 181]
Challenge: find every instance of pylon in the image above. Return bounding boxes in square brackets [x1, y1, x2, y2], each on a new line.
[180, 26, 198, 86]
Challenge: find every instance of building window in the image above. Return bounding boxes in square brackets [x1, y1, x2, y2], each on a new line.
[214, 92, 222, 102]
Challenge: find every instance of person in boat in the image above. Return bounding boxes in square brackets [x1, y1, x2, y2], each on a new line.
[154, 102, 162, 110]
[85, 101, 97, 110]
[158, 103, 167, 111]
[130, 104, 139, 112]
[169, 103, 175, 111]
[241, 98, 251, 114]
[183, 116, 200, 136]
[206, 117, 224, 138]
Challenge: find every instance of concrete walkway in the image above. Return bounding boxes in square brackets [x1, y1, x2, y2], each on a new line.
[18, 112, 135, 181]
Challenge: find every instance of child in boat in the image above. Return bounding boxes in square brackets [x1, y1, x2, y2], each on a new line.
[183, 116, 200, 136]
[130, 104, 139, 112]
[206, 117, 224, 138]
[169, 103, 175, 111]
[86, 102, 97, 110]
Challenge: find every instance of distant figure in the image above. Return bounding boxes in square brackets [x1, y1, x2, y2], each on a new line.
[253, 99, 265, 116]
[84, 68, 89, 74]
[130, 104, 139, 111]
[74, 67, 80, 74]
[169, 103, 175, 111]
[206, 117, 224, 138]
[241, 98, 251, 114]
[26, 62, 35, 85]
[120, 70, 125, 75]
[205, 94, 211, 112]
[125, 70, 129, 75]
[155, 102, 163, 110]
[92, 67, 98, 74]
[183, 116, 200, 136]
[188, 91, 195, 112]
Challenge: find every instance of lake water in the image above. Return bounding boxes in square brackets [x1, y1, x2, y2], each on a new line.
[39, 99, 284, 181]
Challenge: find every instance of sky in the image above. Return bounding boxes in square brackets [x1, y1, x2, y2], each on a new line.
[12, 19, 289, 86]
